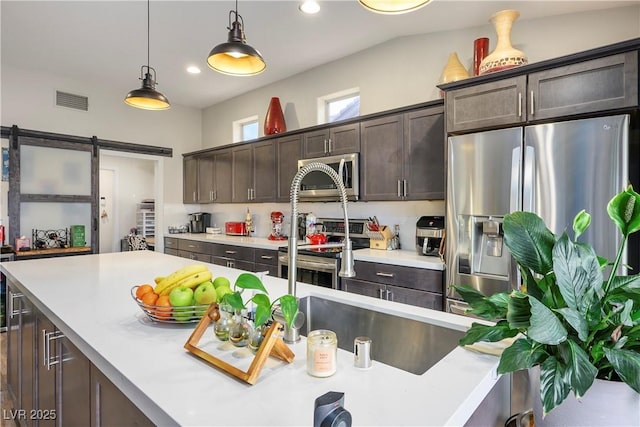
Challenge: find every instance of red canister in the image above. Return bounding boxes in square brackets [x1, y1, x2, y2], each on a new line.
[473, 37, 490, 76]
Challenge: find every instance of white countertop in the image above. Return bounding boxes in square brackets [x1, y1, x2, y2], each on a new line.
[165, 233, 446, 270]
[0, 251, 499, 426]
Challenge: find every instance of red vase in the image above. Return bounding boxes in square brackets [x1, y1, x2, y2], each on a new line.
[264, 97, 286, 135]
[473, 37, 490, 76]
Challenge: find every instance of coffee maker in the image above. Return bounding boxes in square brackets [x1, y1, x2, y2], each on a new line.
[416, 216, 445, 257]
[189, 212, 211, 233]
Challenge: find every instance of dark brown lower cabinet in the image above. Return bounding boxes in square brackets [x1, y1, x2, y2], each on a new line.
[91, 365, 154, 427]
[6, 281, 153, 427]
[341, 261, 444, 310]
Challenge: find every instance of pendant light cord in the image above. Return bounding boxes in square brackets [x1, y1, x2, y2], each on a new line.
[147, 0, 150, 68]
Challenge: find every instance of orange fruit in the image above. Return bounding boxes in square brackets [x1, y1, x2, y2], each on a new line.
[141, 291, 158, 306]
[154, 295, 172, 319]
[136, 284, 154, 300]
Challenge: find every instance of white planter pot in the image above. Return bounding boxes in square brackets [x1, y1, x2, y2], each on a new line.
[530, 367, 640, 426]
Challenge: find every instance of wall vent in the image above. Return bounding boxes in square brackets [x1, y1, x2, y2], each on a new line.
[56, 90, 89, 111]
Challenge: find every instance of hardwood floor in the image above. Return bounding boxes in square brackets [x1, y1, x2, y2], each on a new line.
[1, 331, 18, 427]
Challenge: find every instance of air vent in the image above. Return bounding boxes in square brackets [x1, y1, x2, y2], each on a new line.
[55, 90, 89, 111]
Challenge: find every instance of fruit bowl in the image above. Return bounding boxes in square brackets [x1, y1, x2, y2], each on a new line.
[131, 286, 215, 324]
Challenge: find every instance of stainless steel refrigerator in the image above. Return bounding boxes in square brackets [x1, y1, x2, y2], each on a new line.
[445, 115, 630, 314]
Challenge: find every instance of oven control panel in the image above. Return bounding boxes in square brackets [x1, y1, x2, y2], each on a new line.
[320, 219, 367, 237]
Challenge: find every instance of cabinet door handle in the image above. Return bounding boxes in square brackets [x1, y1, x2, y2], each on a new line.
[260, 255, 274, 260]
[251, 188, 255, 200]
[225, 250, 238, 255]
[213, 190, 217, 201]
[247, 188, 251, 200]
[397, 180, 402, 198]
[518, 92, 522, 118]
[386, 290, 393, 301]
[530, 90, 535, 116]
[403, 179, 408, 197]
[378, 288, 385, 299]
[193, 191, 196, 202]
[9, 292, 24, 318]
[328, 138, 332, 153]
[376, 272, 394, 278]
[187, 244, 196, 248]
[226, 260, 235, 268]
[324, 139, 328, 154]
[43, 329, 65, 370]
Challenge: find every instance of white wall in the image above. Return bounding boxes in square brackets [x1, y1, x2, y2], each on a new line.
[202, 5, 640, 146]
[0, 64, 202, 232]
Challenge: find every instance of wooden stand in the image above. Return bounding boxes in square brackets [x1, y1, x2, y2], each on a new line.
[184, 304, 295, 385]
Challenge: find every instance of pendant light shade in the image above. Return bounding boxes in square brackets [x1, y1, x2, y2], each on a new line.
[207, 1, 266, 76]
[359, 0, 432, 14]
[124, 0, 170, 110]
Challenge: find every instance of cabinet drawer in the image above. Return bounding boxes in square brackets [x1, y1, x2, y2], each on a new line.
[212, 244, 255, 262]
[254, 263, 278, 277]
[177, 239, 212, 254]
[386, 285, 443, 311]
[212, 256, 254, 271]
[353, 261, 442, 293]
[254, 249, 278, 266]
[177, 250, 211, 263]
[341, 277, 384, 298]
[164, 248, 178, 256]
[164, 237, 178, 249]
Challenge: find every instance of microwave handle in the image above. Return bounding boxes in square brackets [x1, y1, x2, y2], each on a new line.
[338, 158, 347, 185]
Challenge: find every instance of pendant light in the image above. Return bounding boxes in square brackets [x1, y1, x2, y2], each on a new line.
[206, 0, 266, 76]
[124, 0, 170, 110]
[359, 0, 432, 14]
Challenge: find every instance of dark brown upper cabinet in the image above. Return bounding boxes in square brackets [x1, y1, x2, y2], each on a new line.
[302, 122, 360, 158]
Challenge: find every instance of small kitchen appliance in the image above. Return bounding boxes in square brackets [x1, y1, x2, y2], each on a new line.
[189, 212, 211, 234]
[416, 216, 445, 256]
[313, 391, 352, 427]
[298, 153, 359, 201]
[268, 211, 287, 241]
[225, 222, 247, 236]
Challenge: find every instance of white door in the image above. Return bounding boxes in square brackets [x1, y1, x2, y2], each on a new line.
[99, 168, 116, 253]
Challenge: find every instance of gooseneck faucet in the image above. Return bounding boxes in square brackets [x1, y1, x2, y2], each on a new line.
[284, 162, 356, 343]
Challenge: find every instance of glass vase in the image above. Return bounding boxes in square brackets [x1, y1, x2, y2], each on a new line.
[213, 304, 234, 341]
[229, 309, 253, 348]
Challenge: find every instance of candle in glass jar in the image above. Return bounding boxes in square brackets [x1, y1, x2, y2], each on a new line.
[307, 330, 337, 377]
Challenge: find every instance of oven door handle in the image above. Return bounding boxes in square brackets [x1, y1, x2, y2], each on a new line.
[280, 256, 337, 273]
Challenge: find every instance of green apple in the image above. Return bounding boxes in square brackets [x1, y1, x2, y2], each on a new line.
[169, 286, 194, 322]
[212, 276, 231, 290]
[194, 281, 217, 305]
[215, 285, 233, 303]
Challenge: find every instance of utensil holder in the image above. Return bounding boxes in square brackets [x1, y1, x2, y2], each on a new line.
[366, 226, 395, 250]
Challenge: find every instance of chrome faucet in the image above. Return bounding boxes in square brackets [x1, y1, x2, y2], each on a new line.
[284, 162, 355, 343]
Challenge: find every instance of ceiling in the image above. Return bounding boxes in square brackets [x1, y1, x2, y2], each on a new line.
[2, 0, 637, 110]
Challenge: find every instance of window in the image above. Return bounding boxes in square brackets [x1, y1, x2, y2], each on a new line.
[317, 88, 360, 124]
[233, 116, 259, 142]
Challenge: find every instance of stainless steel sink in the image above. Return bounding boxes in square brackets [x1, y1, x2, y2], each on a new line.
[299, 295, 465, 375]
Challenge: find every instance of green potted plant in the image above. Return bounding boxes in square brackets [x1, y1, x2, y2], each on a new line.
[454, 186, 640, 422]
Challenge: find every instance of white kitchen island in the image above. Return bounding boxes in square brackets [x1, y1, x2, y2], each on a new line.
[1, 251, 507, 426]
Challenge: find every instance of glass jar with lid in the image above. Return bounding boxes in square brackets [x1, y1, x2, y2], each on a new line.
[306, 329, 337, 377]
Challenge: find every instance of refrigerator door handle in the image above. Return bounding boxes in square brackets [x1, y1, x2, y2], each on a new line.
[523, 145, 535, 212]
[510, 146, 521, 213]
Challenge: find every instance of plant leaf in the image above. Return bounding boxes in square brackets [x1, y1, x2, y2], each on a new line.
[572, 209, 591, 241]
[603, 347, 640, 393]
[459, 320, 518, 346]
[563, 340, 597, 398]
[504, 212, 556, 275]
[608, 274, 640, 291]
[277, 295, 299, 329]
[555, 307, 589, 342]
[506, 292, 531, 328]
[539, 356, 571, 416]
[552, 234, 602, 314]
[235, 273, 268, 294]
[497, 338, 547, 374]
[607, 185, 640, 237]
[223, 291, 245, 311]
[253, 304, 270, 328]
[526, 293, 568, 345]
[453, 286, 509, 320]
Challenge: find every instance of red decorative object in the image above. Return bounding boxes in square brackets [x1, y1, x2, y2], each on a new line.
[473, 37, 489, 76]
[264, 97, 286, 135]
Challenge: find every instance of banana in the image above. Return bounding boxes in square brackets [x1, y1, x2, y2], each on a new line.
[154, 264, 208, 295]
[154, 276, 164, 285]
[159, 270, 213, 296]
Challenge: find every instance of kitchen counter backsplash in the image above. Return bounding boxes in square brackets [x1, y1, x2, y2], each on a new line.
[184, 199, 445, 252]
[167, 232, 445, 270]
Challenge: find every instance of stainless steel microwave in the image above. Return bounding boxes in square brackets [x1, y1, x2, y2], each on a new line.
[297, 153, 359, 201]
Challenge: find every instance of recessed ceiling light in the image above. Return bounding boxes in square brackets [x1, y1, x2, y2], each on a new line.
[187, 66, 201, 74]
[299, 1, 320, 14]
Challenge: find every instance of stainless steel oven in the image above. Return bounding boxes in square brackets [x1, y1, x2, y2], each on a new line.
[298, 153, 359, 201]
[278, 218, 370, 290]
